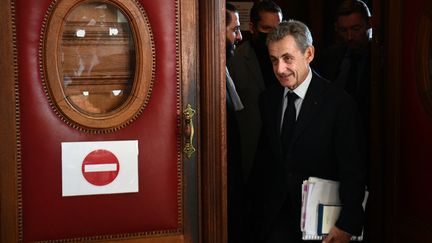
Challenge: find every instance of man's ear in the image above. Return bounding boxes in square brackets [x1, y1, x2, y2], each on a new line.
[305, 45, 315, 63]
[365, 16, 373, 40]
[248, 22, 255, 34]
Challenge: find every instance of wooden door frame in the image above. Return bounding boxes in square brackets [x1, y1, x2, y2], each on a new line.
[0, 0, 227, 242]
[373, 0, 402, 242]
[381, 0, 402, 242]
[366, 0, 403, 242]
[0, 0, 20, 242]
[198, 0, 227, 242]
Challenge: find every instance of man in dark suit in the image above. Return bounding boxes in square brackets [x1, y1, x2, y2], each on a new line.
[247, 20, 367, 243]
[228, 1, 283, 184]
[313, 0, 372, 124]
[225, 3, 245, 243]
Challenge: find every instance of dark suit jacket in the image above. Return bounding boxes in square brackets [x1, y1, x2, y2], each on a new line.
[312, 44, 347, 82]
[226, 71, 246, 243]
[312, 44, 371, 123]
[228, 41, 266, 183]
[248, 71, 367, 242]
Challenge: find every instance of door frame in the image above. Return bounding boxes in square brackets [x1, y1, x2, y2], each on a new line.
[380, 0, 402, 242]
[198, 0, 227, 242]
[0, 0, 20, 242]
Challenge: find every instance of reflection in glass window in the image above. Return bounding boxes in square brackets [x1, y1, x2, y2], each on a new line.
[61, 2, 135, 115]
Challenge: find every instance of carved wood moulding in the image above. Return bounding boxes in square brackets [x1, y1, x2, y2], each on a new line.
[40, 0, 155, 132]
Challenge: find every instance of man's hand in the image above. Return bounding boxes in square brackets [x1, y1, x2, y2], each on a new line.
[322, 226, 351, 243]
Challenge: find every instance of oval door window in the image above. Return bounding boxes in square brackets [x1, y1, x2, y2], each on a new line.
[42, 0, 154, 131]
[62, 2, 134, 115]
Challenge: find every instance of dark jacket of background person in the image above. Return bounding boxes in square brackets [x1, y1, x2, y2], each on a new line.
[228, 41, 266, 183]
[313, 42, 371, 127]
[226, 71, 246, 243]
[312, 0, 372, 126]
[227, 1, 282, 184]
[225, 3, 246, 242]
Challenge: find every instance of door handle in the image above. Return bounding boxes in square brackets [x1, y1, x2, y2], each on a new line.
[183, 104, 196, 158]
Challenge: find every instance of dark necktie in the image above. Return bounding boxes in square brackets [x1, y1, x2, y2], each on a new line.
[281, 91, 299, 149]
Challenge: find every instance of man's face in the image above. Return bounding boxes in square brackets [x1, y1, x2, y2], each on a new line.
[226, 11, 242, 58]
[250, 11, 282, 36]
[335, 12, 370, 50]
[268, 35, 314, 90]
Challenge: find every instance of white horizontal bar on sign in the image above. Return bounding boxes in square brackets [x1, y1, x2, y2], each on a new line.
[84, 163, 117, 172]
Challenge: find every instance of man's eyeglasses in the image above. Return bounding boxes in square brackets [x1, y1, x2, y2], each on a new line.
[233, 26, 241, 34]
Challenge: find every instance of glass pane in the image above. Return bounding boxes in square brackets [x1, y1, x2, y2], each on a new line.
[61, 2, 135, 115]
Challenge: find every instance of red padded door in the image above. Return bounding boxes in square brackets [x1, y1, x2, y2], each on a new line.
[13, 0, 197, 241]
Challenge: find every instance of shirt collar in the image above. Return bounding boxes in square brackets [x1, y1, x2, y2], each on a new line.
[283, 67, 312, 99]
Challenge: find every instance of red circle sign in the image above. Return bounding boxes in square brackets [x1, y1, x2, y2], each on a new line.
[82, 149, 120, 186]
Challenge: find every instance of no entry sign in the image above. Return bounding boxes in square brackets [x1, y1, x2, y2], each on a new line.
[62, 140, 139, 197]
[82, 149, 120, 186]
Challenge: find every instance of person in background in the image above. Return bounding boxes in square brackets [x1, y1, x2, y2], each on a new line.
[227, 0, 283, 185]
[225, 3, 245, 242]
[247, 20, 367, 243]
[313, 0, 372, 124]
[313, 3, 373, 228]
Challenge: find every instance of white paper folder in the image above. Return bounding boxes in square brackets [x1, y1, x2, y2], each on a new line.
[300, 177, 368, 241]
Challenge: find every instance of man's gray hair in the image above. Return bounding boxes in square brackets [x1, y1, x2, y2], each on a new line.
[266, 20, 313, 53]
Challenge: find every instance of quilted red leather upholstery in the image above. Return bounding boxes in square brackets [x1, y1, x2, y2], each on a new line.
[16, 0, 180, 240]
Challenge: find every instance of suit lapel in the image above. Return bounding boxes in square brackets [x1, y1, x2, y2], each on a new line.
[267, 85, 285, 154]
[291, 73, 326, 144]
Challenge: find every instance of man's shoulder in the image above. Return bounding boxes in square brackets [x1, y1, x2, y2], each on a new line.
[312, 70, 335, 88]
[261, 83, 283, 100]
[319, 44, 347, 56]
[228, 41, 261, 79]
[313, 44, 346, 66]
[310, 71, 352, 99]
[312, 72, 360, 112]
[232, 41, 256, 59]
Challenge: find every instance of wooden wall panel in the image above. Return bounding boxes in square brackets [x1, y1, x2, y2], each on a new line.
[399, 0, 432, 242]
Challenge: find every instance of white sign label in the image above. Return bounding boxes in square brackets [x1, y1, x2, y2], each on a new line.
[62, 140, 139, 197]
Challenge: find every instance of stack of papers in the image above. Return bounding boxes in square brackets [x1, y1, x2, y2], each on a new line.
[300, 177, 368, 241]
